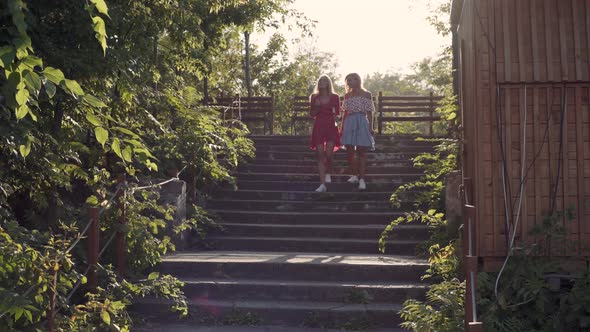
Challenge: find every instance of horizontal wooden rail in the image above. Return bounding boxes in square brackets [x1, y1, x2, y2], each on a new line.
[205, 94, 275, 135]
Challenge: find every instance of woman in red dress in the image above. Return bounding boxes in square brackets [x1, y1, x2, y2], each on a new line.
[309, 75, 341, 192]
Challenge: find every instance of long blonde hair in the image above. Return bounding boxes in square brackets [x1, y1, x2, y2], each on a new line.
[312, 75, 334, 95]
[344, 73, 365, 93]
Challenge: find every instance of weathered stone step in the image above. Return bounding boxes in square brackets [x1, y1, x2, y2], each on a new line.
[178, 278, 427, 304]
[254, 151, 425, 161]
[159, 252, 428, 282]
[134, 323, 407, 332]
[239, 164, 421, 174]
[254, 145, 435, 153]
[215, 189, 394, 201]
[208, 199, 418, 212]
[207, 236, 419, 254]
[234, 180, 404, 192]
[218, 223, 428, 241]
[249, 134, 441, 145]
[235, 173, 421, 183]
[211, 210, 403, 225]
[249, 159, 414, 167]
[132, 298, 405, 328]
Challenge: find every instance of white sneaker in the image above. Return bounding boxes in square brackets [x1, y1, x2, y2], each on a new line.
[358, 179, 366, 190]
[325, 174, 332, 183]
[347, 175, 359, 183]
[315, 184, 327, 192]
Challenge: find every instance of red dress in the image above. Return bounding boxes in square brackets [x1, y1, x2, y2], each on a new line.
[309, 93, 341, 150]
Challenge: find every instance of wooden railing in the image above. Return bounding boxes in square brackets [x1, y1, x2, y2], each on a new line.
[291, 93, 443, 135]
[206, 95, 275, 135]
[377, 92, 443, 135]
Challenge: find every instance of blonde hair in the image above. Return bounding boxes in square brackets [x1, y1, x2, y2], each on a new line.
[313, 75, 334, 95]
[344, 73, 365, 93]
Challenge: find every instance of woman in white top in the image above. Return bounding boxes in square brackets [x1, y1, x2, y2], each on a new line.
[340, 73, 375, 190]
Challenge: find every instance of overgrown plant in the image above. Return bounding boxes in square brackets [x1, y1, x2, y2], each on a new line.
[477, 208, 590, 331]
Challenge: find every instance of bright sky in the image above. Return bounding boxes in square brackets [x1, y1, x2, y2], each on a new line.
[252, 0, 449, 79]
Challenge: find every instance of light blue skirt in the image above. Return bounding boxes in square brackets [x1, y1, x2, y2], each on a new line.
[340, 112, 375, 149]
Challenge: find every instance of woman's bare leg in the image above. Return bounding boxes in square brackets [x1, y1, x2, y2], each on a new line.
[346, 145, 357, 176]
[325, 141, 335, 175]
[358, 146, 368, 179]
[316, 144, 326, 184]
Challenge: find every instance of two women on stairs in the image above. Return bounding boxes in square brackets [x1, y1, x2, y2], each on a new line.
[310, 73, 375, 193]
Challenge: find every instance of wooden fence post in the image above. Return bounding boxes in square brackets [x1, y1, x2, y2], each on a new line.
[378, 91, 383, 135]
[87, 206, 100, 290]
[429, 91, 435, 136]
[270, 94, 275, 135]
[116, 174, 127, 276]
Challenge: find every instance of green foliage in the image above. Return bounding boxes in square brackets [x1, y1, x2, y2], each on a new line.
[476, 210, 590, 332]
[0, 0, 295, 330]
[400, 279, 465, 332]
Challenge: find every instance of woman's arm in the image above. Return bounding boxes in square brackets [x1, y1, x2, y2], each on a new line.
[365, 92, 375, 134]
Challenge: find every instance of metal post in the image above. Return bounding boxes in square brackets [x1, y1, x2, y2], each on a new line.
[116, 174, 127, 276]
[87, 207, 100, 289]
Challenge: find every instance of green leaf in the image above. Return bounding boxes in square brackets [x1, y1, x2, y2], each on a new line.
[146, 159, 158, 172]
[122, 146, 133, 162]
[63, 79, 84, 97]
[113, 126, 139, 138]
[15, 87, 29, 105]
[148, 272, 159, 280]
[0, 46, 16, 69]
[20, 55, 43, 70]
[83, 94, 107, 108]
[19, 138, 31, 158]
[111, 138, 122, 159]
[428, 209, 436, 216]
[100, 311, 111, 325]
[95, 127, 109, 147]
[13, 36, 32, 59]
[90, 0, 110, 18]
[86, 195, 99, 205]
[44, 80, 56, 98]
[86, 113, 102, 127]
[92, 16, 108, 56]
[14, 308, 23, 321]
[81, 276, 87, 284]
[23, 71, 42, 96]
[446, 112, 457, 120]
[42, 67, 65, 85]
[15, 104, 29, 120]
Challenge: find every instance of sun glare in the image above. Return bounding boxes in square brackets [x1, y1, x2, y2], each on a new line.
[253, 0, 449, 79]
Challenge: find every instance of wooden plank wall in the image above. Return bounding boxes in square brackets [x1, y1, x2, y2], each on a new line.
[458, 0, 590, 260]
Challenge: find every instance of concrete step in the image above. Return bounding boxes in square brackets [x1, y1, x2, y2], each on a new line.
[234, 180, 405, 192]
[238, 164, 421, 174]
[254, 145, 435, 153]
[254, 151, 425, 161]
[234, 173, 421, 183]
[208, 199, 418, 213]
[249, 134, 442, 146]
[158, 251, 428, 282]
[206, 236, 419, 255]
[178, 278, 427, 303]
[211, 210, 403, 225]
[214, 189, 394, 201]
[133, 323, 408, 332]
[217, 223, 427, 241]
[249, 159, 414, 167]
[132, 298, 405, 329]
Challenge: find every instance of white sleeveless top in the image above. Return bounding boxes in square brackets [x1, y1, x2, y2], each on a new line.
[342, 95, 375, 114]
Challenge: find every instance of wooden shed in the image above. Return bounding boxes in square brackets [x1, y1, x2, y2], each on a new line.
[452, 0, 590, 270]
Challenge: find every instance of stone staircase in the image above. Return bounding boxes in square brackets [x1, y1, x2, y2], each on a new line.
[134, 135, 434, 331]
